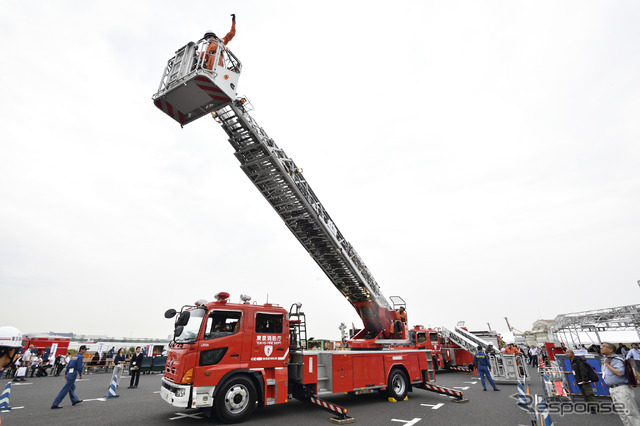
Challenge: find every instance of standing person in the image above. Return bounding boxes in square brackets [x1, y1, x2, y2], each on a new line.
[201, 14, 236, 70]
[529, 346, 538, 367]
[600, 342, 640, 425]
[112, 348, 126, 389]
[474, 345, 499, 391]
[128, 347, 144, 389]
[392, 306, 408, 339]
[505, 343, 520, 354]
[626, 343, 640, 378]
[0, 326, 22, 371]
[486, 344, 496, 355]
[566, 349, 599, 414]
[51, 345, 87, 409]
[16, 345, 34, 381]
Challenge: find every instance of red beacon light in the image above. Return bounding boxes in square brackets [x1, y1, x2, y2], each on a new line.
[214, 292, 230, 303]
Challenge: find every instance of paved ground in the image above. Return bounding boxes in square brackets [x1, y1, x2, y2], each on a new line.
[0, 365, 631, 425]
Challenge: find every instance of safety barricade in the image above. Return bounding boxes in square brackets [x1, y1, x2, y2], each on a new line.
[539, 362, 571, 403]
[151, 356, 167, 373]
[489, 354, 528, 384]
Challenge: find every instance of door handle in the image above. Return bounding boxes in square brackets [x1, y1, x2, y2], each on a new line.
[230, 353, 240, 357]
[276, 348, 285, 351]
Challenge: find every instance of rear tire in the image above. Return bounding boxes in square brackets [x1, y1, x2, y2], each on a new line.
[386, 368, 409, 400]
[214, 376, 257, 424]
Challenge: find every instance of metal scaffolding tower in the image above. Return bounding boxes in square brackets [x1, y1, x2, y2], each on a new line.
[550, 304, 640, 346]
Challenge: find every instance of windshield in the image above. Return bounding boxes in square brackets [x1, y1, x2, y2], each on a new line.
[174, 308, 206, 343]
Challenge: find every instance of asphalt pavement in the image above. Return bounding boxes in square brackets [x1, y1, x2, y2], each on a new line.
[0, 365, 630, 425]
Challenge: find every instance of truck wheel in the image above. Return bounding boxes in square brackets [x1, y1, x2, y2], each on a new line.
[214, 376, 257, 424]
[386, 368, 409, 401]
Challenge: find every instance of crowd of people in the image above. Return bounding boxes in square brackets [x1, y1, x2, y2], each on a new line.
[0, 344, 165, 381]
[494, 341, 640, 424]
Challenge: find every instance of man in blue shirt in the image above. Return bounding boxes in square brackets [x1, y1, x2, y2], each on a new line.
[601, 342, 640, 425]
[51, 345, 87, 409]
[474, 345, 499, 391]
[626, 343, 640, 378]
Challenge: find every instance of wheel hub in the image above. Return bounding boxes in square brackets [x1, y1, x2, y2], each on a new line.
[225, 385, 249, 413]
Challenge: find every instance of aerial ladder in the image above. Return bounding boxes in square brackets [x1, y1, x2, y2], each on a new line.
[153, 36, 406, 350]
[439, 324, 527, 383]
[439, 326, 492, 354]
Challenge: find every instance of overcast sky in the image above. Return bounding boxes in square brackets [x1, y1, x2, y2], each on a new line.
[1, 1, 639, 344]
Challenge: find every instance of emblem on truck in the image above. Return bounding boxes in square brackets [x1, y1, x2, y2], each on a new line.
[264, 346, 273, 357]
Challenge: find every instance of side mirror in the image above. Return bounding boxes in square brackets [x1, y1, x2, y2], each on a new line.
[164, 309, 177, 319]
[176, 311, 190, 326]
[174, 325, 184, 338]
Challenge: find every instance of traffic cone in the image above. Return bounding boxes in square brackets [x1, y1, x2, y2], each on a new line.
[104, 373, 120, 399]
[0, 382, 12, 411]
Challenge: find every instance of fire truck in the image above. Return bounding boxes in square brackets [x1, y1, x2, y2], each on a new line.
[21, 335, 70, 359]
[406, 323, 527, 383]
[153, 35, 467, 423]
[405, 325, 474, 371]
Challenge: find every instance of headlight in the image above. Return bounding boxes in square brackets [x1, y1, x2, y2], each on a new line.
[176, 388, 186, 397]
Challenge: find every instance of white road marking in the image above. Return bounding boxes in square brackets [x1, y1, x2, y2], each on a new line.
[84, 398, 107, 402]
[463, 381, 478, 384]
[391, 418, 422, 426]
[420, 403, 444, 410]
[170, 412, 203, 420]
[1, 406, 24, 412]
[453, 386, 469, 390]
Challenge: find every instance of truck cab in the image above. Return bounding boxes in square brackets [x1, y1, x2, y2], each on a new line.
[161, 293, 289, 422]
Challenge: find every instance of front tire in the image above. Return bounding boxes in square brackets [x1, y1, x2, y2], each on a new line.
[214, 376, 257, 424]
[386, 368, 409, 400]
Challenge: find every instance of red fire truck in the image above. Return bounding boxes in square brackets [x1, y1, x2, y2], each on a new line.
[153, 33, 467, 423]
[406, 326, 473, 371]
[22, 335, 70, 359]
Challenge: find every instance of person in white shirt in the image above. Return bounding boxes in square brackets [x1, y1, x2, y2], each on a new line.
[626, 343, 640, 360]
[626, 343, 640, 378]
[529, 346, 539, 367]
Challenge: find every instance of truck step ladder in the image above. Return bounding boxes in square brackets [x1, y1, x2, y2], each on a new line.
[288, 303, 307, 350]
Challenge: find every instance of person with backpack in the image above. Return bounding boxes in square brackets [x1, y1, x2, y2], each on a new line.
[601, 342, 640, 425]
[566, 349, 599, 414]
[627, 343, 640, 379]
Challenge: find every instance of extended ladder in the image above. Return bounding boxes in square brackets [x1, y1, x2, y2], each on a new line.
[439, 327, 491, 353]
[212, 101, 392, 328]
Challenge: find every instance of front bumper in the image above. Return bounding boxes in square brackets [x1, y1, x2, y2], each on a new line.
[160, 377, 216, 408]
[161, 377, 192, 408]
